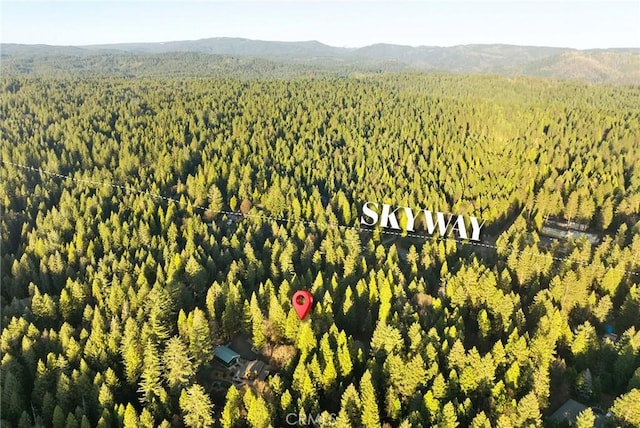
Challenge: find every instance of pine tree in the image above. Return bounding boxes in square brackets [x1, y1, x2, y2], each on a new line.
[470, 412, 491, 428]
[360, 370, 381, 428]
[293, 358, 317, 409]
[52, 405, 65, 428]
[370, 323, 403, 357]
[140, 408, 155, 427]
[138, 340, 167, 410]
[65, 412, 79, 428]
[163, 337, 195, 390]
[121, 318, 144, 385]
[208, 184, 223, 214]
[335, 384, 361, 427]
[146, 284, 175, 341]
[245, 390, 271, 428]
[610, 389, 640, 427]
[515, 393, 541, 427]
[220, 386, 243, 428]
[124, 403, 140, 428]
[1, 370, 24, 422]
[336, 339, 353, 378]
[576, 368, 593, 402]
[221, 290, 242, 338]
[575, 408, 596, 428]
[285, 308, 300, 341]
[251, 309, 267, 352]
[438, 402, 458, 428]
[296, 322, 317, 357]
[185, 256, 208, 298]
[180, 384, 214, 428]
[321, 354, 338, 392]
[189, 308, 213, 366]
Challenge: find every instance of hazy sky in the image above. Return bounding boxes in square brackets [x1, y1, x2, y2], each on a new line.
[2, 1, 639, 49]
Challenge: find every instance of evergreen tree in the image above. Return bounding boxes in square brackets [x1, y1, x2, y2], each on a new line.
[138, 340, 167, 411]
[360, 370, 381, 428]
[221, 386, 243, 428]
[179, 384, 215, 428]
[575, 408, 596, 428]
[189, 308, 213, 366]
[610, 389, 640, 427]
[163, 337, 195, 390]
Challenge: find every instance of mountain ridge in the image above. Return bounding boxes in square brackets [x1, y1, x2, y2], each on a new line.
[2, 37, 639, 83]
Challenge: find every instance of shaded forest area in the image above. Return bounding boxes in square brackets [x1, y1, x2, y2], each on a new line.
[1, 74, 640, 427]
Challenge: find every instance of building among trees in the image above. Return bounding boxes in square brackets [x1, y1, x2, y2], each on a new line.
[213, 346, 241, 368]
[541, 217, 600, 244]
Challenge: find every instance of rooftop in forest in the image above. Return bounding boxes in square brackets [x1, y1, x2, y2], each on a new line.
[541, 217, 600, 245]
[213, 345, 240, 367]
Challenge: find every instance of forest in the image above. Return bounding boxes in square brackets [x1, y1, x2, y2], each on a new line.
[1, 72, 639, 427]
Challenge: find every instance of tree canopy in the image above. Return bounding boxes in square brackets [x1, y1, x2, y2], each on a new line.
[1, 71, 639, 426]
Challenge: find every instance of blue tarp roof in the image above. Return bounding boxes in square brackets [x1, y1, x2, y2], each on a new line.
[214, 345, 240, 364]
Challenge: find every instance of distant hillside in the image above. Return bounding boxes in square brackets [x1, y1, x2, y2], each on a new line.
[0, 52, 334, 79]
[2, 38, 638, 83]
[87, 38, 346, 57]
[515, 51, 640, 84]
[351, 44, 569, 73]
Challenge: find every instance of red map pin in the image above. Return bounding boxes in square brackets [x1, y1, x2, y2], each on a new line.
[292, 290, 313, 320]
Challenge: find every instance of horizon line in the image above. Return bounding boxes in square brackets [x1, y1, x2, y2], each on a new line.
[2, 36, 640, 51]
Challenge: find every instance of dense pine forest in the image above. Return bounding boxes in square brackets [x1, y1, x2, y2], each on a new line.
[1, 73, 640, 427]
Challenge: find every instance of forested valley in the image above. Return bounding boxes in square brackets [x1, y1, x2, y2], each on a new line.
[1, 73, 639, 427]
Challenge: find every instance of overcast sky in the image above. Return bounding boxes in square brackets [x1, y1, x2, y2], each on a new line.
[2, 1, 639, 49]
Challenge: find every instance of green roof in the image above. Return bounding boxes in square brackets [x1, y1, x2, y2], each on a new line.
[214, 346, 240, 364]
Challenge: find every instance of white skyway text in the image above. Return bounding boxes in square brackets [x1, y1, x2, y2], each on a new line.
[360, 201, 485, 241]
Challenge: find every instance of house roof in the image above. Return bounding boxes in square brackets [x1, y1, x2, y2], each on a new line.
[549, 399, 588, 423]
[241, 360, 264, 377]
[214, 346, 240, 364]
[541, 226, 600, 244]
[246, 360, 264, 373]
